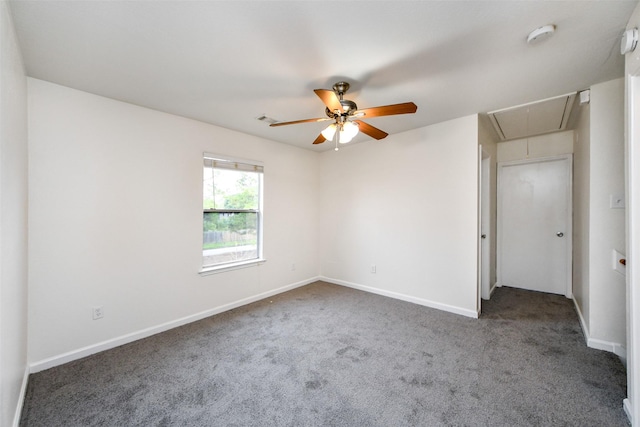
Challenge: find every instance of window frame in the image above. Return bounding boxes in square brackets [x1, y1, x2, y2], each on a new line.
[199, 153, 265, 275]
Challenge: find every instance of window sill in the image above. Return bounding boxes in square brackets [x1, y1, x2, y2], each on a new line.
[199, 258, 266, 276]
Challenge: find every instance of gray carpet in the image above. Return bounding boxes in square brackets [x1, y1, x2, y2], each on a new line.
[20, 281, 628, 426]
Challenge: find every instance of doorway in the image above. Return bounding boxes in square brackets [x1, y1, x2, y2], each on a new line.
[497, 155, 573, 297]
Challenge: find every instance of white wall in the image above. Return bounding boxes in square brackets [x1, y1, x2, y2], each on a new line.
[573, 100, 591, 332]
[318, 115, 480, 317]
[588, 79, 626, 350]
[0, 1, 28, 425]
[571, 79, 626, 357]
[27, 78, 320, 366]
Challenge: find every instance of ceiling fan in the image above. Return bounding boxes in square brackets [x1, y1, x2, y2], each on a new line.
[270, 81, 417, 148]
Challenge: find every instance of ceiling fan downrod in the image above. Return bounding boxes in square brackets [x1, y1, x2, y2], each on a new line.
[326, 82, 358, 119]
[333, 81, 350, 99]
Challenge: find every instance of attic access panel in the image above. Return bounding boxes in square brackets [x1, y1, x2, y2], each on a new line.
[488, 92, 577, 141]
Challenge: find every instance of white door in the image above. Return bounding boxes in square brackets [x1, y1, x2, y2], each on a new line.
[497, 155, 572, 297]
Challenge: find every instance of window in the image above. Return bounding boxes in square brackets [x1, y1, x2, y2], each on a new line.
[202, 155, 263, 270]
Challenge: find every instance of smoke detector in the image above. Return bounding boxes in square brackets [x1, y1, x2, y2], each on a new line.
[621, 28, 638, 55]
[527, 25, 556, 44]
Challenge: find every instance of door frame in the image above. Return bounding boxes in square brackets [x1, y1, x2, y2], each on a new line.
[480, 149, 491, 301]
[496, 154, 573, 298]
[624, 68, 640, 424]
[477, 145, 482, 313]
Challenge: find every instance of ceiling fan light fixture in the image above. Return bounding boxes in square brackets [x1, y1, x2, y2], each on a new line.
[321, 121, 359, 143]
[339, 121, 359, 143]
[321, 123, 337, 140]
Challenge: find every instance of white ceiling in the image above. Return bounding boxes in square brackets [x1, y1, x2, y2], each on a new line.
[8, 0, 638, 151]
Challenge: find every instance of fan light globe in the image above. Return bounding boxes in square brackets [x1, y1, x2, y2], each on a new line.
[340, 121, 359, 143]
[321, 123, 337, 140]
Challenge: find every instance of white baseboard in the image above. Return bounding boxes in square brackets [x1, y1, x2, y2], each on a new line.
[320, 276, 478, 319]
[30, 276, 320, 373]
[13, 367, 29, 427]
[572, 297, 627, 362]
[573, 297, 590, 342]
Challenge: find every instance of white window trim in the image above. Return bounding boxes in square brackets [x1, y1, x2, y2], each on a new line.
[201, 152, 264, 274]
[199, 258, 267, 276]
[203, 152, 264, 169]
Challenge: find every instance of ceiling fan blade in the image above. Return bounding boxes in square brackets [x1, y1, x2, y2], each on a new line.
[270, 117, 331, 127]
[314, 89, 344, 113]
[354, 120, 388, 140]
[312, 133, 326, 145]
[354, 102, 417, 118]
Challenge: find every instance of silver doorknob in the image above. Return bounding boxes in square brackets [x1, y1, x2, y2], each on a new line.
[556, 232, 564, 237]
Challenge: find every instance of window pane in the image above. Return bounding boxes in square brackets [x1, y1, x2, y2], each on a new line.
[203, 159, 262, 269]
[203, 168, 259, 210]
[203, 212, 258, 266]
[203, 166, 214, 209]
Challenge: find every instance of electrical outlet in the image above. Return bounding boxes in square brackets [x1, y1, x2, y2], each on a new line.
[92, 306, 104, 320]
[613, 250, 627, 276]
[371, 264, 377, 274]
[610, 194, 625, 209]
[291, 263, 296, 271]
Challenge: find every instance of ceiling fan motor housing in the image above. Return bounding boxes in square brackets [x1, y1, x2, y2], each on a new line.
[326, 99, 357, 118]
[324, 82, 357, 118]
